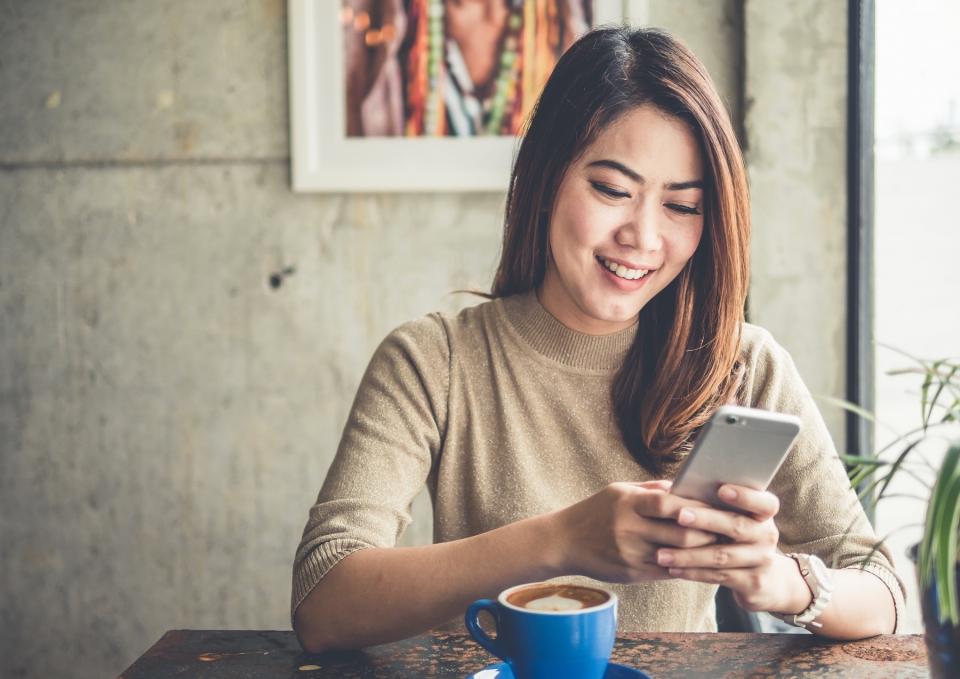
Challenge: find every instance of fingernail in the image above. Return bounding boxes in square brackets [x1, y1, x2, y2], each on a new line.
[657, 550, 674, 566]
[719, 486, 737, 501]
[669, 568, 683, 577]
[678, 509, 695, 524]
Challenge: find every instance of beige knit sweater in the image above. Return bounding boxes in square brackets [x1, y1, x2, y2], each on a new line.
[292, 292, 905, 633]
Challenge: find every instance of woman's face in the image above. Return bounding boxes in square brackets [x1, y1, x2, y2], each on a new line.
[539, 104, 706, 335]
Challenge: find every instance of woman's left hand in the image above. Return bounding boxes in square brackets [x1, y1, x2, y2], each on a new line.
[654, 484, 810, 614]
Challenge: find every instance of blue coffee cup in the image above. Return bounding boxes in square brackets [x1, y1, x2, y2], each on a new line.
[465, 582, 618, 679]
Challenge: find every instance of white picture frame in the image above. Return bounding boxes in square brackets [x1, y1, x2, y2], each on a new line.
[288, 0, 628, 192]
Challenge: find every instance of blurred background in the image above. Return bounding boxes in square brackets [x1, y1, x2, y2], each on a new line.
[873, 0, 960, 638]
[0, 1, 956, 677]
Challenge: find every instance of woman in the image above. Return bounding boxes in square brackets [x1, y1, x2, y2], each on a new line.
[293, 26, 904, 651]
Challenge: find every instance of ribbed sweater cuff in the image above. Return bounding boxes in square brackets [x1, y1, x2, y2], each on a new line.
[290, 537, 374, 627]
[844, 562, 905, 633]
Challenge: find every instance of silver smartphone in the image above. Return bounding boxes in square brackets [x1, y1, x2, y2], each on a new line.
[670, 405, 802, 505]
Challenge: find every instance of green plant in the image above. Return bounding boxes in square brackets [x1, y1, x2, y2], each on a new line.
[829, 351, 960, 625]
[919, 442, 960, 624]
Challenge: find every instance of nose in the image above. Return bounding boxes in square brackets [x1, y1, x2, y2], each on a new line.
[616, 199, 662, 253]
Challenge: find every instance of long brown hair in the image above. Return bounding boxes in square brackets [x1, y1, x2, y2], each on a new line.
[490, 27, 750, 476]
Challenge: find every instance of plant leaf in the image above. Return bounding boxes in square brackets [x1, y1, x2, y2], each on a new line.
[940, 449, 960, 625]
[920, 369, 934, 433]
[839, 454, 889, 467]
[921, 444, 960, 625]
[926, 362, 948, 418]
[874, 439, 927, 504]
[858, 523, 927, 570]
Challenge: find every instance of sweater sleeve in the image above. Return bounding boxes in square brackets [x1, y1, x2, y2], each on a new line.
[290, 314, 450, 625]
[742, 325, 907, 632]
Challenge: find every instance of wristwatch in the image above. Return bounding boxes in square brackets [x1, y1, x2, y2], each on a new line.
[772, 553, 834, 629]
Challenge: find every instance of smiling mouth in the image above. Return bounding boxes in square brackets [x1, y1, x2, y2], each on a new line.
[596, 255, 652, 281]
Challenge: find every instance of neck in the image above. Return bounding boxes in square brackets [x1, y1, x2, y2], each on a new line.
[537, 277, 637, 336]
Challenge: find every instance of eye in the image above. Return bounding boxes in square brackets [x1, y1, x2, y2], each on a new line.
[666, 203, 702, 216]
[590, 181, 631, 199]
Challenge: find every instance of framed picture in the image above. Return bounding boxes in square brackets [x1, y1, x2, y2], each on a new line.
[289, 0, 627, 192]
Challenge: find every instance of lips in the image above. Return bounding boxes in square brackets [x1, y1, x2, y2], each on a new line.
[596, 255, 655, 280]
[596, 255, 655, 290]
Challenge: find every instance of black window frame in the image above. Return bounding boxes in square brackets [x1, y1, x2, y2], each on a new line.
[847, 0, 876, 518]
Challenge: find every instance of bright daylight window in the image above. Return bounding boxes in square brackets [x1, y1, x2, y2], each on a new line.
[873, 0, 960, 634]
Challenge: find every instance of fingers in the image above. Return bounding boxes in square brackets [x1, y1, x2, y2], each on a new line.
[675, 505, 778, 546]
[632, 479, 673, 492]
[717, 485, 780, 520]
[639, 517, 717, 549]
[656, 544, 768, 570]
[666, 566, 742, 586]
[631, 486, 712, 520]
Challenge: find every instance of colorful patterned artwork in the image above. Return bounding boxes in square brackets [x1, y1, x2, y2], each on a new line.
[341, 1, 594, 137]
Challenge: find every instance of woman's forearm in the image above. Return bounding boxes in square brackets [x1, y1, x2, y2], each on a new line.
[293, 512, 566, 653]
[773, 557, 897, 639]
[811, 568, 897, 639]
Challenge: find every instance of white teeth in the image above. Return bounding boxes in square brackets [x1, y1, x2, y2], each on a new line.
[599, 256, 648, 280]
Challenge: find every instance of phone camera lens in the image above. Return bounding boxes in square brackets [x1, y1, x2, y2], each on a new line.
[725, 415, 737, 425]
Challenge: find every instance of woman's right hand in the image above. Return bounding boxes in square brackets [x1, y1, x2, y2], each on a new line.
[551, 481, 718, 583]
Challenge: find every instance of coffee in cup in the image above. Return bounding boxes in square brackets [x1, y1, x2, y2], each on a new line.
[465, 581, 618, 679]
[505, 583, 610, 612]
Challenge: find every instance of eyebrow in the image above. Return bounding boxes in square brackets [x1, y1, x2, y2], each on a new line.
[586, 159, 704, 191]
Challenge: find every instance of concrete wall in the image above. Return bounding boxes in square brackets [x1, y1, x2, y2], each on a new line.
[744, 0, 849, 440]
[0, 2, 848, 678]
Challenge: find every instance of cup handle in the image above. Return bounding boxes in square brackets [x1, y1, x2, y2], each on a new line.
[465, 599, 505, 660]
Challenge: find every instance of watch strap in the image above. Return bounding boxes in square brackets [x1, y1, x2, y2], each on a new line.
[772, 553, 834, 629]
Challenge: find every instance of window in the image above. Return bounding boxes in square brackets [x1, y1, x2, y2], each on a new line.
[872, 0, 960, 634]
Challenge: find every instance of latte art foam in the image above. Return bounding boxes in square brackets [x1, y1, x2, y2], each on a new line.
[505, 583, 610, 612]
[523, 594, 585, 611]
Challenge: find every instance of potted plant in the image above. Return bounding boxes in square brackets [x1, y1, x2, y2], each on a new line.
[835, 352, 959, 678]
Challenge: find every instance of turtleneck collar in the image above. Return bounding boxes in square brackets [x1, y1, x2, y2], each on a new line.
[499, 290, 638, 371]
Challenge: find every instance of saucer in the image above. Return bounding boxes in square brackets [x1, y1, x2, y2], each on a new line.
[465, 661, 650, 678]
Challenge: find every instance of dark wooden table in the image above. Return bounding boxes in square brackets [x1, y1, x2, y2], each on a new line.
[118, 629, 929, 678]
